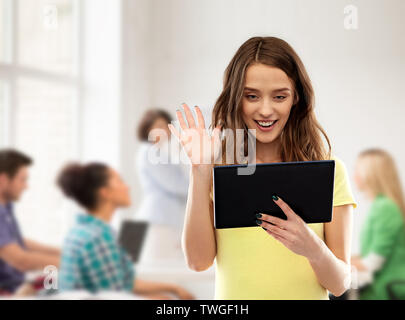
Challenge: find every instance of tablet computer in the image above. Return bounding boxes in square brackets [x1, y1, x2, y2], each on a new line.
[118, 220, 149, 262]
[213, 160, 335, 229]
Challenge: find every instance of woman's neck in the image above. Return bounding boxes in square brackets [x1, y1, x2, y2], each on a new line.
[89, 203, 115, 223]
[255, 137, 282, 164]
[369, 191, 380, 201]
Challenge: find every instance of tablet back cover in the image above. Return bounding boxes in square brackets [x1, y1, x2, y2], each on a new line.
[213, 160, 335, 229]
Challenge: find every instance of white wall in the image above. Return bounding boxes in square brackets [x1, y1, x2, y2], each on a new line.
[122, 0, 405, 253]
[81, 0, 122, 167]
[118, 0, 153, 224]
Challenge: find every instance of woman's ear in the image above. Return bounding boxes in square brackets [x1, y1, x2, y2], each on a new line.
[98, 186, 110, 202]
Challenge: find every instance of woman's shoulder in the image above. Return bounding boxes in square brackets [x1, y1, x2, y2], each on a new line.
[372, 194, 403, 217]
[135, 141, 154, 166]
[368, 195, 405, 233]
[329, 153, 344, 168]
[328, 153, 358, 209]
[329, 153, 351, 182]
[136, 141, 151, 156]
[328, 153, 347, 180]
[68, 217, 112, 245]
[136, 140, 173, 164]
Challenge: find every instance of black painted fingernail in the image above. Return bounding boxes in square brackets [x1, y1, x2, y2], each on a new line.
[255, 213, 262, 219]
[256, 219, 262, 225]
[272, 195, 279, 201]
[262, 227, 267, 231]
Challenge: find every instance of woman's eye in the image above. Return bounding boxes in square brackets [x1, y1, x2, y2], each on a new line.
[246, 94, 258, 100]
[275, 96, 286, 100]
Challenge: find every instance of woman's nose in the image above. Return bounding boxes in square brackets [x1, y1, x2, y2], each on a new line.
[258, 98, 275, 118]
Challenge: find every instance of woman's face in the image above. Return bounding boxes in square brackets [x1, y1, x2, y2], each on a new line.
[241, 63, 296, 145]
[150, 117, 171, 143]
[100, 168, 131, 208]
[353, 157, 366, 192]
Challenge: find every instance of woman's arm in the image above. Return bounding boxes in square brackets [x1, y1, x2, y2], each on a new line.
[351, 253, 386, 288]
[257, 197, 353, 297]
[168, 103, 222, 272]
[134, 279, 195, 299]
[134, 278, 175, 294]
[181, 165, 217, 271]
[310, 204, 353, 296]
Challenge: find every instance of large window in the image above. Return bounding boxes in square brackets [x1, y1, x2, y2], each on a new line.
[17, 0, 75, 74]
[0, 0, 80, 244]
[0, 0, 9, 63]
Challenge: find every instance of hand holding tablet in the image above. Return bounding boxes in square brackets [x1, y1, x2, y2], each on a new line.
[256, 194, 329, 260]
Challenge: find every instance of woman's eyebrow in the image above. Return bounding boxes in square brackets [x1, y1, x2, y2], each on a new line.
[243, 87, 260, 92]
[273, 88, 291, 93]
[244, 87, 291, 93]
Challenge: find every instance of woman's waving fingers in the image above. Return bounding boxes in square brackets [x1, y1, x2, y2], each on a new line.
[211, 124, 223, 162]
[194, 105, 206, 129]
[182, 103, 197, 128]
[176, 107, 189, 131]
[168, 123, 180, 141]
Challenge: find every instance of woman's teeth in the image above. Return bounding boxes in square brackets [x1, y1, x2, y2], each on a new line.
[256, 120, 277, 127]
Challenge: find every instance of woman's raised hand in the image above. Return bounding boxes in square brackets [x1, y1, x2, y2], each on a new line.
[168, 103, 222, 169]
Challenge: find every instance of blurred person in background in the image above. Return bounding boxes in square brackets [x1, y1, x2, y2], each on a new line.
[135, 109, 190, 264]
[0, 149, 60, 296]
[57, 162, 194, 299]
[352, 148, 405, 299]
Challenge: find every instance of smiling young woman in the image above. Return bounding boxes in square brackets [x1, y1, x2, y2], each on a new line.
[169, 36, 358, 299]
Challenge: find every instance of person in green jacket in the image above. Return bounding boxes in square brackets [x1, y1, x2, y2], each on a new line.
[351, 148, 405, 299]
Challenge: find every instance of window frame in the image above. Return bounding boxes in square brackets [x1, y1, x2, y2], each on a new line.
[0, 0, 82, 155]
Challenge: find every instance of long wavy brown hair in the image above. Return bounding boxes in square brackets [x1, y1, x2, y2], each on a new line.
[209, 36, 332, 166]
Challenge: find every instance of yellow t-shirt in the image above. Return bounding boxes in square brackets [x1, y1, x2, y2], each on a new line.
[211, 155, 357, 300]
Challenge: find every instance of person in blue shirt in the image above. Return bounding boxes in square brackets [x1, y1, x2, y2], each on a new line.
[135, 109, 190, 263]
[57, 161, 194, 299]
[135, 109, 190, 229]
[0, 149, 61, 295]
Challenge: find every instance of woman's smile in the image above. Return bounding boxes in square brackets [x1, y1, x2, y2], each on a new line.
[254, 119, 278, 131]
